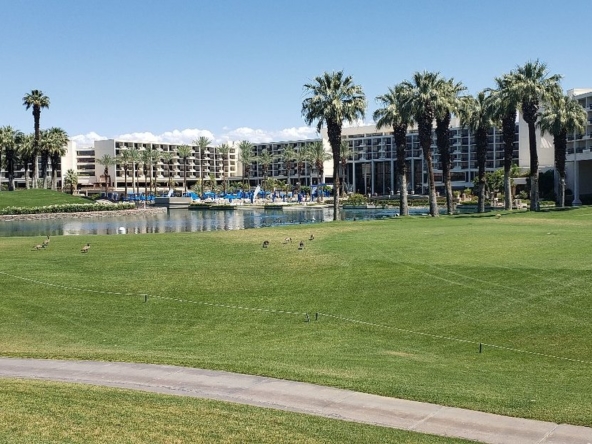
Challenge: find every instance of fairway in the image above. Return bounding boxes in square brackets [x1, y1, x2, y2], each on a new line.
[0, 208, 591, 426]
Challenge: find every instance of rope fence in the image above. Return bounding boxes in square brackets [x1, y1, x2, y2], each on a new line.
[1, 270, 590, 366]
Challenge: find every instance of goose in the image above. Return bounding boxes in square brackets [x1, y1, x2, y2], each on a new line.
[81, 243, 91, 253]
[298, 241, 305, 250]
[309, 234, 314, 241]
[283, 237, 292, 244]
[33, 244, 43, 251]
[42, 236, 50, 248]
[262, 240, 270, 248]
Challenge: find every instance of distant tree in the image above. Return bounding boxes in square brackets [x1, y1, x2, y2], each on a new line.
[217, 143, 231, 193]
[64, 169, 78, 194]
[96, 154, 116, 193]
[257, 149, 275, 190]
[42, 127, 69, 190]
[238, 140, 255, 189]
[22, 90, 50, 189]
[294, 144, 310, 189]
[18, 134, 35, 189]
[278, 144, 295, 192]
[159, 151, 175, 191]
[309, 140, 332, 202]
[176, 144, 192, 193]
[0, 126, 24, 191]
[128, 147, 142, 195]
[339, 140, 353, 196]
[538, 94, 587, 207]
[302, 71, 366, 220]
[193, 136, 212, 196]
[117, 149, 134, 197]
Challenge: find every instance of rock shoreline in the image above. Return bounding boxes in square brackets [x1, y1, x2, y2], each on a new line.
[0, 207, 167, 222]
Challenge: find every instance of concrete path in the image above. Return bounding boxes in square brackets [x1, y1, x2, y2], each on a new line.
[0, 358, 590, 444]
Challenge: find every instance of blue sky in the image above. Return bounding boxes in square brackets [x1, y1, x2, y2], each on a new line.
[1, 0, 590, 146]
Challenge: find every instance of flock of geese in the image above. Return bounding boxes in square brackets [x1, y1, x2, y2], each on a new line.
[32, 236, 91, 253]
[262, 233, 314, 250]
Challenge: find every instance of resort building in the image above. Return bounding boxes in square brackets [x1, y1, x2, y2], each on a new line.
[566, 89, 592, 204]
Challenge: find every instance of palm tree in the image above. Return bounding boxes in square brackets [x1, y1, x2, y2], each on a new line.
[400, 71, 447, 217]
[194, 136, 212, 196]
[278, 144, 295, 193]
[538, 94, 587, 207]
[435, 79, 466, 215]
[160, 151, 175, 191]
[374, 84, 414, 216]
[302, 71, 366, 220]
[506, 60, 562, 211]
[176, 144, 192, 193]
[42, 127, 69, 190]
[238, 140, 255, 189]
[309, 140, 332, 202]
[18, 134, 35, 189]
[0, 126, 24, 191]
[489, 75, 520, 210]
[294, 145, 309, 189]
[127, 147, 141, 195]
[96, 154, 116, 193]
[22, 90, 50, 189]
[217, 143, 231, 194]
[339, 141, 353, 196]
[257, 149, 275, 191]
[140, 148, 156, 197]
[64, 169, 78, 194]
[459, 91, 494, 213]
[117, 149, 134, 197]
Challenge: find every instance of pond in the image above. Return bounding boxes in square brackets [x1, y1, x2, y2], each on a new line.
[0, 206, 435, 237]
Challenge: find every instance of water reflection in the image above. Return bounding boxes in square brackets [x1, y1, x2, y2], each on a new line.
[0, 207, 423, 237]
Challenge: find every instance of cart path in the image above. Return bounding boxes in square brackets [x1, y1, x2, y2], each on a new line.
[0, 358, 590, 444]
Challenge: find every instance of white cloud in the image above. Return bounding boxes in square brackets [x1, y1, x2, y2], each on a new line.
[71, 126, 319, 147]
[70, 132, 107, 147]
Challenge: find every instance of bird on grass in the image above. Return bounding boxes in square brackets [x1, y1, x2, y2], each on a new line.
[32, 244, 43, 251]
[42, 236, 50, 248]
[81, 243, 91, 253]
[298, 241, 305, 250]
[283, 237, 292, 244]
[309, 234, 314, 241]
[262, 240, 270, 248]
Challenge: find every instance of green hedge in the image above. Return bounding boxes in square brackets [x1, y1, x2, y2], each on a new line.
[0, 202, 135, 215]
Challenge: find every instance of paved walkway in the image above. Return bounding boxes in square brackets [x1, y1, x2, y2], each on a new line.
[0, 358, 590, 444]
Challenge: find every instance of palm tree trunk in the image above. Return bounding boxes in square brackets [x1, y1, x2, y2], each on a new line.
[418, 117, 438, 217]
[394, 126, 409, 216]
[124, 169, 128, 196]
[327, 121, 341, 220]
[528, 120, 539, 211]
[32, 155, 39, 188]
[476, 127, 488, 213]
[502, 112, 516, 210]
[554, 132, 567, 208]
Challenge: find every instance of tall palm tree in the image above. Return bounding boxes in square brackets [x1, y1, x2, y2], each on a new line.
[238, 140, 255, 189]
[538, 94, 587, 207]
[0, 126, 24, 191]
[302, 70, 366, 220]
[96, 154, 116, 193]
[309, 140, 332, 202]
[217, 143, 231, 194]
[459, 91, 494, 213]
[22, 90, 50, 189]
[117, 149, 134, 197]
[400, 71, 447, 217]
[257, 149, 275, 191]
[506, 60, 562, 211]
[193, 136, 212, 196]
[374, 84, 414, 216]
[489, 75, 520, 210]
[140, 148, 157, 197]
[44, 127, 69, 190]
[435, 79, 466, 215]
[278, 144, 295, 193]
[176, 144, 192, 193]
[160, 151, 175, 191]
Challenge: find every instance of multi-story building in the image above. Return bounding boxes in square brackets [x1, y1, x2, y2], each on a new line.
[566, 89, 592, 204]
[92, 139, 239, 192]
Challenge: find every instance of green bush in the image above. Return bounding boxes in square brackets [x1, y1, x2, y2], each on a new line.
[344, 193, 367, 205]
[0, 202, 135, 216]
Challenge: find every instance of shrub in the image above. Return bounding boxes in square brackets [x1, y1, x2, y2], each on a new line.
[0, 202, 135, 216]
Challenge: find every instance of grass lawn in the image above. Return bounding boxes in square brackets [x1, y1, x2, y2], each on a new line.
[0, 189, 92, 209]
[0, 379, 474, 443]
[0, 207, 591, 426]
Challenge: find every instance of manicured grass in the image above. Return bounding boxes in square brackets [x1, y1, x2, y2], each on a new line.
[0, 189, 92, 209]
[0, 379, 474, 443]
[0, 208, 591, 426]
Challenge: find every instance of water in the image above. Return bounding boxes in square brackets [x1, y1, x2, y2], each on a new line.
[0, 206, 431, 237]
